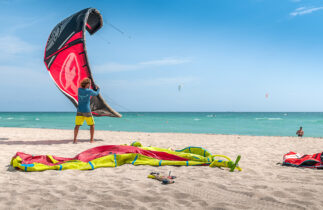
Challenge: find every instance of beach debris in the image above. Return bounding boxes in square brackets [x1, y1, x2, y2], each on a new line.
[148, 171, 176, 184]
[44, 8, 121, 118]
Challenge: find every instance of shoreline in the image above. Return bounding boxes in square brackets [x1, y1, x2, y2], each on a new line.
[1, 127, 323, 209]
[0, 126, 322, 139]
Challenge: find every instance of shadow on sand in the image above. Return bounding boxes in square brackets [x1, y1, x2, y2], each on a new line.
[0, 139, 103, 145]
[7, 165, 18, 172]
[0, 138, 9, 140]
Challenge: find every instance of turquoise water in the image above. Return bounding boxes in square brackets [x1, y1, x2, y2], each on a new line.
[0, 112, 323, 137]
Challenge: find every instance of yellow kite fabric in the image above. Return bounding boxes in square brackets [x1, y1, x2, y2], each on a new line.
[11, 142, 241, 172]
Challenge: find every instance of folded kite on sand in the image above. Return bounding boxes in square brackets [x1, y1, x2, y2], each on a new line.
[282, 151, 323, 169]
[10, 143, 241, 172]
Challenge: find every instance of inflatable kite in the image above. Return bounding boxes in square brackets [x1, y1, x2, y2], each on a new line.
[282, 151, 323, 169]
[10, 142, 242, 172]
[44, 8, 121, 117]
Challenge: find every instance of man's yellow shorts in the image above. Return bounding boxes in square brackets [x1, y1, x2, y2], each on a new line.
[75, 112, 95, 126]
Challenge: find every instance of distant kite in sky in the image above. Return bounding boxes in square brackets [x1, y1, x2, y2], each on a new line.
[44, 8, 121, 117]
[178, 84, 182, 92]
[265, 93, 269, 99]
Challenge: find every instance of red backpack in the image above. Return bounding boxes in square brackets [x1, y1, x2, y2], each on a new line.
[283, 151, 323, 169]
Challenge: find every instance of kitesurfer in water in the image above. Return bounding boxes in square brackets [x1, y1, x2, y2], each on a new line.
[73, 78, 100, 144]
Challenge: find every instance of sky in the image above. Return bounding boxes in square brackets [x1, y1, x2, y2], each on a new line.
[1, 0, 323, 112]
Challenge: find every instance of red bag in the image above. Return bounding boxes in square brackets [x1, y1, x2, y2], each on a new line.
[283, 151, 323, 169]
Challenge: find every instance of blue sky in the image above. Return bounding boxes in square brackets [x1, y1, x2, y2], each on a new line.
[1, 0, 323, 112]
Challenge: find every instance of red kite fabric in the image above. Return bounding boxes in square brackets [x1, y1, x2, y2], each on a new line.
[44, 8, 121, 117]
[13, 145, 189, 166]
[11, 144, 243, 172]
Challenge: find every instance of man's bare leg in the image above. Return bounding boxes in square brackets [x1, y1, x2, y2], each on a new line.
[90, 125, 95, 143]
[74, 125, 80, 144]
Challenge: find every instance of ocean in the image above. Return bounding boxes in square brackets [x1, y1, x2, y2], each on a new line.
[0, 112, 323, 137]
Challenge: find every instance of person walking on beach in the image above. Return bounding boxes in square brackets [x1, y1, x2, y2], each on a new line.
[296, 126, 304, 137]
[73, 78, 100, 144]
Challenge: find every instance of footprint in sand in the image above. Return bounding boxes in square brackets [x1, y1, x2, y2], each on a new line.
[264, 171, 274, 176]
[157, 197, 169, 203]
[67, 185, 78, 192]
[271, 190, 288, 198]
[260, 196, 278, 203]
[176, 199, 193, 206]
[196, 200, 208, 207]
[246, 168, 259, 175]
[192, 199, 209, 208]
[113, 190, 130, 197]
[5, 201, 16, 207]
[214, 183, 228, 190]
[253, 184, 268, 190]
[211, 205, 229, 210]
[134, 194, 160, 203]
[295, 190, 315, 198]
[173, 191, 192, 200]
[147, 204, 164, 210]
[241, 174, 253, 179]
[289, 198, 313, 207]
[137, 181, 154, 189]
[284, 187, 300, 194]
[276, 174, 289, 180]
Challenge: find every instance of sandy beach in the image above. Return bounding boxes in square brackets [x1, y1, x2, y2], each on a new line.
[0, 127, 322, 210]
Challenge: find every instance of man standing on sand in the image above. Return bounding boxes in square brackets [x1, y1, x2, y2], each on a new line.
[73, 78, 100, 144]
[296, 126, 304, 137]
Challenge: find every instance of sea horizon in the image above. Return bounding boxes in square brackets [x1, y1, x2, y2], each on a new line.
[2, 111, 323, 113]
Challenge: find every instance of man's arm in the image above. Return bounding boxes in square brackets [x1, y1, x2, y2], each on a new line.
[88, 87, 100, 96]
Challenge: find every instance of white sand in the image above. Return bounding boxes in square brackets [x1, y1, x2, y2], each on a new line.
[0, 127, 322, 210]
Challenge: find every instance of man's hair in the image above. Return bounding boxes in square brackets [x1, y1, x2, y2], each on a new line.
[80, 78, 91, 88]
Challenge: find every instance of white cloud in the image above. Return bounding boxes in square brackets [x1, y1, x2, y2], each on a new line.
[95, 57, 191, 73]
[0, 36, 37, 60]
[290, 6, 323, 16]
[295, 7, 306, 11]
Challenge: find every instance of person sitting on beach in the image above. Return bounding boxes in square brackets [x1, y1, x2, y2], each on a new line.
[73, 78, 100, 144]
[296, 127, 304, 137]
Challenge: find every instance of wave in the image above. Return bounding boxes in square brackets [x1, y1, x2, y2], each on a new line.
[35, 118, 40, 121]
[255, 117, 283, 120]
[6, 117, 14, 120]
[194, 118, 201, 121]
